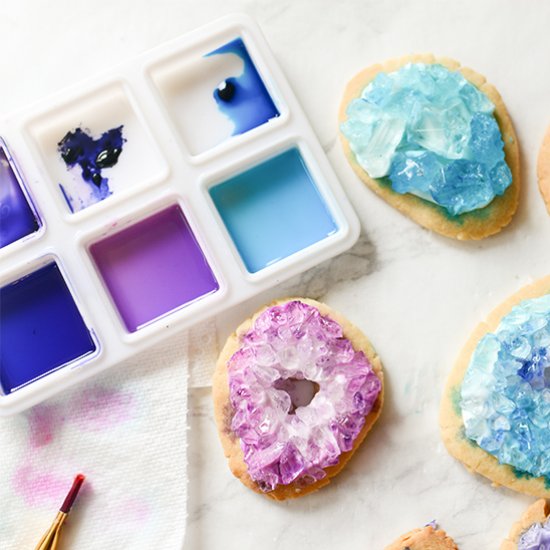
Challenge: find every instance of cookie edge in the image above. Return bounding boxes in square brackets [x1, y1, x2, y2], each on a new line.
[384, 525, 459, 550]
[536, 124, 550, 214]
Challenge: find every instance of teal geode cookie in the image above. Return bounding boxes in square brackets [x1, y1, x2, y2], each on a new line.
[339, 54, 520, 240]
[462, 295, 550, 478]
[441, 276, 550, 498]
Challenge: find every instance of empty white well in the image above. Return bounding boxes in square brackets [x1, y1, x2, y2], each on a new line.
[149, 37, 280, 156]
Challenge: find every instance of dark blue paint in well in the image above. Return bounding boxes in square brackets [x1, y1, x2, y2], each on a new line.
[0, 262, 96, 394]
[57, 126, 125, 211]
[207, 38, 279, 136]
[209, 148, 337, 273]
[0, 144, 39, 249]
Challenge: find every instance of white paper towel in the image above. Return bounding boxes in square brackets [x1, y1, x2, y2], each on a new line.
[0, 317, 219, 550]
[188, 319, 220, 388]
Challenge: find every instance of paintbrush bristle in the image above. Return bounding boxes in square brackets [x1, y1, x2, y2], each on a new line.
[60, 474, 85, 513]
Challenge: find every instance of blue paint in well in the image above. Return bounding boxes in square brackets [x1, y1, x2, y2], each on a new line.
[209, 148, 337, 273]
[0, 143, 39, 249]
[0, 262, 96, 394]
[207, 38, 279, 136]
[57, 126, 125, 212]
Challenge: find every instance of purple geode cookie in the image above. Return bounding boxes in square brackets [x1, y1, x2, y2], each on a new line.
[224, 300, 382, 494]
[518, 517, 550, 550]
[502, 500, 550, 550]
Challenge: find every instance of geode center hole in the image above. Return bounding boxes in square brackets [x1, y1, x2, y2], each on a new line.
[273, 377, 320, 414]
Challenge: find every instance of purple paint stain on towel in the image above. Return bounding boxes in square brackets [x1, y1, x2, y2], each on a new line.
[12, 465, 69, 507]
[119, 497, 151, 524]
[15, 386, 134, 508]
[70, 386, 134, 431]
[25, 386, 133, 450]
[27, 404, 63, 448]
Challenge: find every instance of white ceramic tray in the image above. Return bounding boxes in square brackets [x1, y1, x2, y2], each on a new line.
[0, 13, 359, 415]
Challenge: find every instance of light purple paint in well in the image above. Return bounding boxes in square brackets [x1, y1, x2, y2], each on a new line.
[90, 205, 218, 332]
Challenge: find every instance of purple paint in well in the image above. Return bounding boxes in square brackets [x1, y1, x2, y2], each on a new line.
[90, 204, 218, 332]
[0, 142, 40, 249]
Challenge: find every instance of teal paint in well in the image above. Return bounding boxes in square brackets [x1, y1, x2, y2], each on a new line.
[209, 148, 337, 273]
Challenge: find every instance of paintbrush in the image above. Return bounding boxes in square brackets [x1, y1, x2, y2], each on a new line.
[34, 474, 85, 550]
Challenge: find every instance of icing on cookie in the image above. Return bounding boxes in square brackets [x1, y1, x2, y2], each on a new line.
[461, 295, 550, 479]
[518, 517, 550, 550]
[340, 63, 512, 215]
[227, 300, 381, 491]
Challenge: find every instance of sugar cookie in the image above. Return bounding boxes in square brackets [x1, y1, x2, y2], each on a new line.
[212, 298, 384, 499]
[339, 55, 520, 240]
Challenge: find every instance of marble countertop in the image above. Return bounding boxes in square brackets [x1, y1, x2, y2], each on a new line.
[2, 1, 550, 549]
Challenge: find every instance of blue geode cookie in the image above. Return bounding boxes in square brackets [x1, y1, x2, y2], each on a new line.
[461, 294, 550, 479]
[339, 55, 520, 240]
[441, 277, 550, 498]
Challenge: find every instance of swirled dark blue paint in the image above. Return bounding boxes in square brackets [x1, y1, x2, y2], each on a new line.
[0, 262, 96, 394]
[57, 126, 125, 211]
[0, 144, 39, 249]
[207, 38, 279, 135]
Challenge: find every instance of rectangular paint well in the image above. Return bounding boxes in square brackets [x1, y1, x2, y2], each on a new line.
[27, 83, 169, 216]
[0, 144, 39, 249]
[149, 37, 280, 156]
[209, 148, 337, 273]
[90, 204, 219, 332]
[0, 262, 96, 394]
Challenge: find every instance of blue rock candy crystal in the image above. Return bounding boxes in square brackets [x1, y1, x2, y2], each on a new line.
[460, 295, 550, 478]
[340, 63, 512, 215]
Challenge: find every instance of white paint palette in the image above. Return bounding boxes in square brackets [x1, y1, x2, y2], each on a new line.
[0, 14, 359, 415]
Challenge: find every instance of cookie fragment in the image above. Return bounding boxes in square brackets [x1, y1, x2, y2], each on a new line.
[385, 525, 458, 550]
[501, 499, 550, 549]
